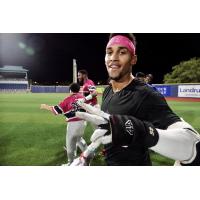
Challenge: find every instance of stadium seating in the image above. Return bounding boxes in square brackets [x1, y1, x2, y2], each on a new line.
[0, 83, 28, 90]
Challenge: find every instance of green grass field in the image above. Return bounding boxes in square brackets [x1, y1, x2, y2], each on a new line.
[0, 93, 200, 166]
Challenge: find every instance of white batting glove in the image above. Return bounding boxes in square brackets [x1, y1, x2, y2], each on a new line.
[90, 129, 111, 144]
[75, 102, 112, 145]
[76, 102, 159, 149]
[76, 101, 109, 120]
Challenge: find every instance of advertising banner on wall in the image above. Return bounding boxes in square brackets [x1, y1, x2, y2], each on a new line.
[154, 85, 171, 96]
[178, 85, 200, 98]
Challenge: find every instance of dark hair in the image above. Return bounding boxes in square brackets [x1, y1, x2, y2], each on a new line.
[136, 72, 145, 78]
[146, 74, 153, 84]
[146, 74, 153, 79]
[69, 83, 80, 93]
[78, 69, 88, 76]
[109, 33, 137, 47]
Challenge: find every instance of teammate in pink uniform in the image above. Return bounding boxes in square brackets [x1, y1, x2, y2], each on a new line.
[77, 70, 98, 107]
[40, 83, 87, 165]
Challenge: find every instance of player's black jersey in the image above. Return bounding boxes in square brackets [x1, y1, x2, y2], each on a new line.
[101, 79, 181, 166]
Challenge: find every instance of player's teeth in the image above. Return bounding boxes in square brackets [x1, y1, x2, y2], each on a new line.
[111, 65, 119, 68]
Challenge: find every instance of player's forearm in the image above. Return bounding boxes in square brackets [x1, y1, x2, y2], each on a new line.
[91, 90, 98, 97]
[85, 91, 97, 101]
[40, 104, 53, 112]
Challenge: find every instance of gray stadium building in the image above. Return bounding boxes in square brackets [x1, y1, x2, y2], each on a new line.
[0, 65, 29, 91]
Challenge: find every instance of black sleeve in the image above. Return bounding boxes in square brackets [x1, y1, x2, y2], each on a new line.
[139, 89, 181, 129]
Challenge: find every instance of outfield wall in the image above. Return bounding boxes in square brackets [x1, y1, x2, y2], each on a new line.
[31, 85, 70, 93]
[153, 83, 200, 98]
[30, 84, 200, 99]
[30, 85, 107, 93]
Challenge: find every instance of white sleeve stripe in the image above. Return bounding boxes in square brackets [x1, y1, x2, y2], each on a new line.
[52, 107, 59, 115]
[57, 105, 64, 112]
[53, 105, 63, 115]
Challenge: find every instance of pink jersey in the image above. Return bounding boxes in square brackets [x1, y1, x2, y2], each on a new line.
[52, 93, 85, 122]
[81, 79, 97, 106]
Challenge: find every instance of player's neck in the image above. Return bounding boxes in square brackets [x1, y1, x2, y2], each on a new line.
[71, 92, 78, 95]
[83, 77, 88, 83]
[112, 74, 134, 93]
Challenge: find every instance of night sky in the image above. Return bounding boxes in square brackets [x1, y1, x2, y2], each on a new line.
[1, 33, 200, 84]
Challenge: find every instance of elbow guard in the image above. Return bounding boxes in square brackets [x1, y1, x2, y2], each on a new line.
[109, 115, 159, 148]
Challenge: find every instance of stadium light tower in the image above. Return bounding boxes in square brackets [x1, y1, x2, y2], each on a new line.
[73, 59, 77, 83]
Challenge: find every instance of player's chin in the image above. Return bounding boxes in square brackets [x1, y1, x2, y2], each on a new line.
[109, 74, 121, 81]
[108, 70, 120, 79]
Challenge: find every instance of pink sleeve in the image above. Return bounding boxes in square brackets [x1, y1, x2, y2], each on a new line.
[58, 98, 69, 113]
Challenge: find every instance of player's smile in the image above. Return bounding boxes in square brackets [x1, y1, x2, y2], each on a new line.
[109, 64, 121, 69]
[109, 62, 120, 67]
[108, 63, 122, 76]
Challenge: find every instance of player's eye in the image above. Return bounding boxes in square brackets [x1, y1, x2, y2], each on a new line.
[119, 49, 128, 54]
[106, 50, 112, 55]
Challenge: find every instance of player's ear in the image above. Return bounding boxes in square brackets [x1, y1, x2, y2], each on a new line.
[131, 55, 137, 65]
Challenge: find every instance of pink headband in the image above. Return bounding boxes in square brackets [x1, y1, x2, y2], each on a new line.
[106, 35, 136, 55]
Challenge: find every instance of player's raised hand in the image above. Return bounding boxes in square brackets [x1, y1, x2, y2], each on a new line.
[76, 102, 109, 119]
[76, 103, 159, 148]
[40, 104, 47, 109]
[76, 112, 107, 125]
[40, 104, 53, 112]
[75, 103, 112, 145]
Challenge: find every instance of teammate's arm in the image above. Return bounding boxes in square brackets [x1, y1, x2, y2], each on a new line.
[85, 87, 97, 101]
[40, 103, 63, 115]
[40, 104, 53, 112]
[77, 85, 98, 104]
